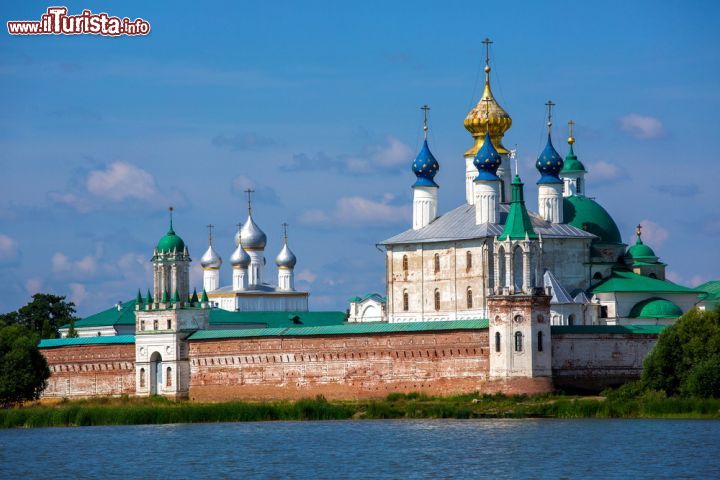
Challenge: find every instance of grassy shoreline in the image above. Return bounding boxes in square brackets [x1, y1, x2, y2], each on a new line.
[3, 392, 720, 428]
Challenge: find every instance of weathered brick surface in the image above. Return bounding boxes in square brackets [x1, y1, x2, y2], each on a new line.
[41, 344, 136, 398]
[551, 333, 659, 393]
[188, 330, 491, 401]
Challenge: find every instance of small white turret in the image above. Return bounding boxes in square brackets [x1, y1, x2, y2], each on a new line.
[411, 105, 440, 230]
[200, 224, 222, 293]
[275, 223, 297, 291]
[230, 224, 250, 291]
[535, 101, 564, 224]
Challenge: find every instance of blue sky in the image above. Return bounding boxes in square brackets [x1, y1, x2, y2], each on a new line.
[1, 1, 719, 316]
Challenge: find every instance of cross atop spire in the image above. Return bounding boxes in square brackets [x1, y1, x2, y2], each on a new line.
[244, 189, 255, 216]
[568, 119, 575, 145]
[421, 104, 430, 139]
[481, 37, 493, 82]
[168, 206, 174, 232]
[545, 100, 556, 132]
[636, 223, 643, 238]
[206, 224, 214, 245]
[282, 222, 289, 242]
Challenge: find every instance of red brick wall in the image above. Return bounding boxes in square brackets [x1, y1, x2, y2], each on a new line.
[41, 344, 136, 398]
[189, 330, 490, 401]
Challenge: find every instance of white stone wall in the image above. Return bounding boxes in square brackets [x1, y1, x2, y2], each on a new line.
[209, 293, 309, 312]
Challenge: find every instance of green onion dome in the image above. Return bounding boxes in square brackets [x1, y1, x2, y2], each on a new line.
[156, 225, 185, 254]
[563, 195, 622, 244]
[629, 297, 682, 319]
[626, 229, 658, 263]
[560, 143, 586, 174]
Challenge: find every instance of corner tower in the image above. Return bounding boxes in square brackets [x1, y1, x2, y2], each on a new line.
[464, 38, 513, 204]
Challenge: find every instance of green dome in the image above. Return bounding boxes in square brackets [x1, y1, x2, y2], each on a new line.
[563, 195, 622, 244]
[629, 297, 682, 319]
[626, 231, 658, 263]
[157, 227, 185, 254]
[560, 144, 586, 173]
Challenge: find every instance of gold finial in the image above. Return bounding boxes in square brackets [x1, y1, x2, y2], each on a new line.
[244, 188, 255, 216]
[481, 37, 493, 82]
[207, 224, 214, 245]
[421, 104, 430, 139]
[545, 100, 555, 133]
[567, 119, 575, 145]
[636, 223, 642, 238]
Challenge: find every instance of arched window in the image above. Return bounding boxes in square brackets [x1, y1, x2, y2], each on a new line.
[166, 319, 172, 330]
[593, 271, 603, 281]
[434, 289, 440, 311]
[538, 331, 544, 352]
[434, 253, 440, 274]
[466, 288, 473, 309]
[402, 255, 408, 272]
[513, 245, 524, 291]
[402, 290, 409, 311]
[153, 319, 158, 330]
[166, 367, 172, 387]
[466, 251, 472, 272]
[576, 177, 583, 194]
[568, 314, 576, 326]
[139, 368, 146, 388]
[495, 332, 501, 352]
[514, 331, 523, 352]
[141, 321, 145, 331]
[498, 247, 506, 288]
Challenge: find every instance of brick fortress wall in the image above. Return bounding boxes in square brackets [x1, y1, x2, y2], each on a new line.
[189, 330, 490, 401]
[40, 344, 136, 398]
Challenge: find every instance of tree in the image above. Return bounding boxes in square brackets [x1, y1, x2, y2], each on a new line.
[66, 318, 79, 338]
[642, 307, 720, 397]
[2, 294, 79, 339]
[0, 324, 50, 407]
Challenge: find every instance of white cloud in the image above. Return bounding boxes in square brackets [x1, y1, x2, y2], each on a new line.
[0, 234, 20, 266]
[69, 283, 88, 305]
[636, 219, 669, 247]
[230, 175, 282, 206]
[86, 162, 158, 201]
[300, 194, 410, 227]
[619, 114, 665, 139]
[587, 161, 621, 182]
[666, 271, 709, 287]
[52, 252, 102, 276]
[296, 269, 317, 283]
[25, 278, 42, 295]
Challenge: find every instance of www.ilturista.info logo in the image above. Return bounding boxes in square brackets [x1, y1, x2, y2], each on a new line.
[7, 7, 150, 36]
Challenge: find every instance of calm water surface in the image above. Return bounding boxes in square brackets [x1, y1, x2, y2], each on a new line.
[1, 419, 719, 479]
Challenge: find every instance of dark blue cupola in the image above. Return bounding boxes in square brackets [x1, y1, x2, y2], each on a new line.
[412, 139, 440, 188]
[473, 131, 502, 181]
[536, 134, 564, 184]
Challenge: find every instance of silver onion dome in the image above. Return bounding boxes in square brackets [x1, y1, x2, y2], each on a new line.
[239, 215, 267, 250]
[230, 243, 251, 268]
[200, 244, 222, 269]
[275, 242, 297, 269]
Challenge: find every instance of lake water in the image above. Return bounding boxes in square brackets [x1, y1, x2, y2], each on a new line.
[1, 419, 719, 479]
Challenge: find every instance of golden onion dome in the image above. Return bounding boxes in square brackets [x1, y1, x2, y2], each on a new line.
[463, 68, 512, 156]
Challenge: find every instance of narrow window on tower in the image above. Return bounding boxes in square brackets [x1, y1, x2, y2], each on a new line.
[166, 367, 172, 387]
[402, 290, 409, 311]
[153, 320, 158, 330]
[495, 332, 501, 353]
[139, 368, 146, 388]
[434, 289, 440, 311]
[434, 253, 440, 274]
[514, 331, 523, 352]
[538, 331, 543, 352]
[466, 251, 472, 272]
[167, 319, 172, 330]
[466, 287, 473, 309]
[402, 255, 408, 272]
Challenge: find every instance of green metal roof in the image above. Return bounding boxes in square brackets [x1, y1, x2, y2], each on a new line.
[697, 281, 720, 301]
[591, 270, 704, 295]
[498, 175, 538, 241]
[39, 335, 136, 349]
[559, 144, 586, 173]
[348, 293, 387, 303]
[189, 319, 489, 341]
[67, 300, 346, 330]
[551, 325, 667, 335]
[563, 195, 622, 245]
[629, 297, 683, 319]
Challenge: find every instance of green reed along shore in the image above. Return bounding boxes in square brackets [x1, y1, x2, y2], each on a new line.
[3, 392, 720, 428]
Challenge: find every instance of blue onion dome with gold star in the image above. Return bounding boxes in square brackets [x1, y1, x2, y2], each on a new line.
[412, 140, 440, 188]
[473, 131, 502, 181]
[536, 134, 564, 184]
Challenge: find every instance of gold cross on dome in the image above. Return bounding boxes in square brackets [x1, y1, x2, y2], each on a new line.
[636, 224, 642, 237]
[568, 119, 575, 137]
[481, 37, 493, 66]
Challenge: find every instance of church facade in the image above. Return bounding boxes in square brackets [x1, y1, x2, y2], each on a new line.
[40, 44, 711, 401]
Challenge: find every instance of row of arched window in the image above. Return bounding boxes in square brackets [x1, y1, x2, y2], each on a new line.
[401, 287, 475, 312]
[494, 331, 544, 353]
[401, 251, 475, 275]
[139, 319, 173, 331]
[138, 366, 173, 388]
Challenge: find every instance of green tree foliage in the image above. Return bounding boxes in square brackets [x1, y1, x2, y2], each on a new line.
[0, 324, 50, 407]
[642, 307, 720, 397]
[1, 294, 79, 339]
